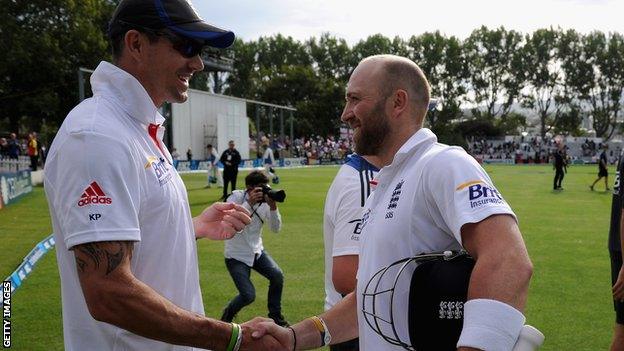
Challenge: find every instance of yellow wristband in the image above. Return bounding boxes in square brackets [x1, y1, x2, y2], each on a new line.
[310, 316, 325, 333]
[309, 316, 331, 346]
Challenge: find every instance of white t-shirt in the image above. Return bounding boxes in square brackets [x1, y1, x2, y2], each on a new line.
[224, 190, 282, 266]
[323, 154, 378, 311]
[355, 128, 516, 351]
[44, 61, 204, 351]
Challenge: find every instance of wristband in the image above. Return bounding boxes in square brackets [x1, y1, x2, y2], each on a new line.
[310, 316, 331, 346]
[288, 326, 297, 351]
[233, 324, 243, 351]
[457, 299, 526, 351]
[226, 323, 240, 351]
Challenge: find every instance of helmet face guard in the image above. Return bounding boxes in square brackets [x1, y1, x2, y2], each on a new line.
[361, 251, 475, 351]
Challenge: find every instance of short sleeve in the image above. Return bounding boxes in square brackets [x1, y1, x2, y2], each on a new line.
[48, 132, 142, 249]
[423, 148, 516, 242]
[330, 177, 364, 257]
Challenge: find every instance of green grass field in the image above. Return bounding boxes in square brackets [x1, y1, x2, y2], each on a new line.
[0, 164, 618, 350]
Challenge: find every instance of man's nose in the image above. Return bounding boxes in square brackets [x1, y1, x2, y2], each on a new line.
[189, 54, 204, 73]
[340, 106, 352, 123]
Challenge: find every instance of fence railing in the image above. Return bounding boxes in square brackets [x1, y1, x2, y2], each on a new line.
[0, 156, 30, 172]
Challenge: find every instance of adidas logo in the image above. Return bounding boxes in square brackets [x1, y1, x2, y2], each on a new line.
[77, 181, 112, 207]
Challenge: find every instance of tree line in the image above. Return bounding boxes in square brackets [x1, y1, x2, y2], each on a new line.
[2, 0, 623, 144]
[215, 28, 624, 142]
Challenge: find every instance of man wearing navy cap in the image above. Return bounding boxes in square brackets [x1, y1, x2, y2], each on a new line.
[44, 1, 284, 350]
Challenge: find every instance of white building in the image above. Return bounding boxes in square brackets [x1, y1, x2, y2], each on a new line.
[170, 89, 250, 160]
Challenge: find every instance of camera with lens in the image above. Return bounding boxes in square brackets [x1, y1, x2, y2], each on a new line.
[260, 184, 286, 203]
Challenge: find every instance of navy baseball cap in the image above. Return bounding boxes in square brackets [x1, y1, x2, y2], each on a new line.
[108, 0, 235, 49]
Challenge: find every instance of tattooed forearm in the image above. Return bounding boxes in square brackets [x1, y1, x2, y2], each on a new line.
[77, 244, 105, 270]
[105, 244, 125, 275]
[73, 241, 133, 276]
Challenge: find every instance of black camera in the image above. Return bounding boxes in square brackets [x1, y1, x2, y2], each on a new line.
[260, 184, 286, 202]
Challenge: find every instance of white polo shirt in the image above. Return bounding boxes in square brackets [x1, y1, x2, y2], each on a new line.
[224, 190, 282, 266]
[44, 61, 204, 351]
[323, 154, 378, 311]
[355, 128, 516, 350]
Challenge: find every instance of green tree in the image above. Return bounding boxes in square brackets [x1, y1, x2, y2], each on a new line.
[351, 34, 395, 61]
[521, 28, 569, 137]
[306, 33, 354, 83]
[553, 105, 584, 136]
[464, 26, 525, 121]
[408, 31, 468, 132]
[560, 30, 624, 139]
[224, 39, 260, 98]
[0, 0, 115, 134]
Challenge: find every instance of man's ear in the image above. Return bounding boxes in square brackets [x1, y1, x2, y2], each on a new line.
[123, 30, 148, 61]
[390, 89, 409, 118]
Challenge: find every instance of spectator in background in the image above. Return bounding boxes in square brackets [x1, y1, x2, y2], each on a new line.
[170, 147, 180, 161]
[553, 146, 567, 190]
[27, 132, 39, 171]
[7, 133, 20, 159]
[41, 145, 48, 164]
[186, 148, 192, 161]
[205, 144, 222, 188]
[591, 145, 611, 192]
[0, 137, 8, 157]
[220, 140, 241, 200]
[262, 144, 279, 184]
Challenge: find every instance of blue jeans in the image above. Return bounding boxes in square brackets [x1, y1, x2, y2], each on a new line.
[224, 250, 284, 316]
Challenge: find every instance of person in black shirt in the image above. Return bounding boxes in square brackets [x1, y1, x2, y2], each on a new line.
[591, 145, 610, 191]
[609, 150, 624, 351]
[220, 140, 242, 200]
[553, 148, 567, 190]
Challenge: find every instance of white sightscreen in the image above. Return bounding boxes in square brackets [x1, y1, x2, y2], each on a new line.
[171, 89, 249, 160]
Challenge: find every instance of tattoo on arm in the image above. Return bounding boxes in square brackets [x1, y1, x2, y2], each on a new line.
[73, 241, 133, 275]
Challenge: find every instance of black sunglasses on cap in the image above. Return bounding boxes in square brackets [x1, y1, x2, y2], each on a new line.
[115, 20, 205, 58]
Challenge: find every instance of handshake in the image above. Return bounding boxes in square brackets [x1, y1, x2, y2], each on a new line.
[229, 317, 295, 351]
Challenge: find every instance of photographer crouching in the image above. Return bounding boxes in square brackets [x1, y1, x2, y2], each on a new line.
[220, 170, 289, 327]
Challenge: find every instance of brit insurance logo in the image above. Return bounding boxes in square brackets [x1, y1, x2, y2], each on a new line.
[145, 155, 173, 186]
[77, 181, 112, 207]
[456, 179, 506, 209]
[348, 218, 363, 241]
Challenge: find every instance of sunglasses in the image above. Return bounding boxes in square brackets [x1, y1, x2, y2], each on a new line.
[157, 30, 205, 58]
[115, 21, 205, 58]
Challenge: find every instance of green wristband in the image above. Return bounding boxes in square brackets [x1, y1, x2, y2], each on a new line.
[226, 323, 240, 351]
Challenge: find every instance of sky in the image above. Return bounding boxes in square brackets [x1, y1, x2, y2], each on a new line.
[195, 0, 624, 44]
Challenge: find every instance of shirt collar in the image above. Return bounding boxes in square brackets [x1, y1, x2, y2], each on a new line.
[90, 61, 165, 125]
[390, 128, 438, 167]
[373, 128, 437, 184]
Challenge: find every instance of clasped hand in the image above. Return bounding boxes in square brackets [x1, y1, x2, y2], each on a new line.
[239, 317, 293, 351]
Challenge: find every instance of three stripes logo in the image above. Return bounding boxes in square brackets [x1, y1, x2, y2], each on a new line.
[77, 181, 112, 207]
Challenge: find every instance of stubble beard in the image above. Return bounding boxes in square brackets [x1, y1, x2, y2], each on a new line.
[354, 99, 390, 156]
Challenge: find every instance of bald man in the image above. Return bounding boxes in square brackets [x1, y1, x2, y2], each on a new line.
[249, 55, 533, 351]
